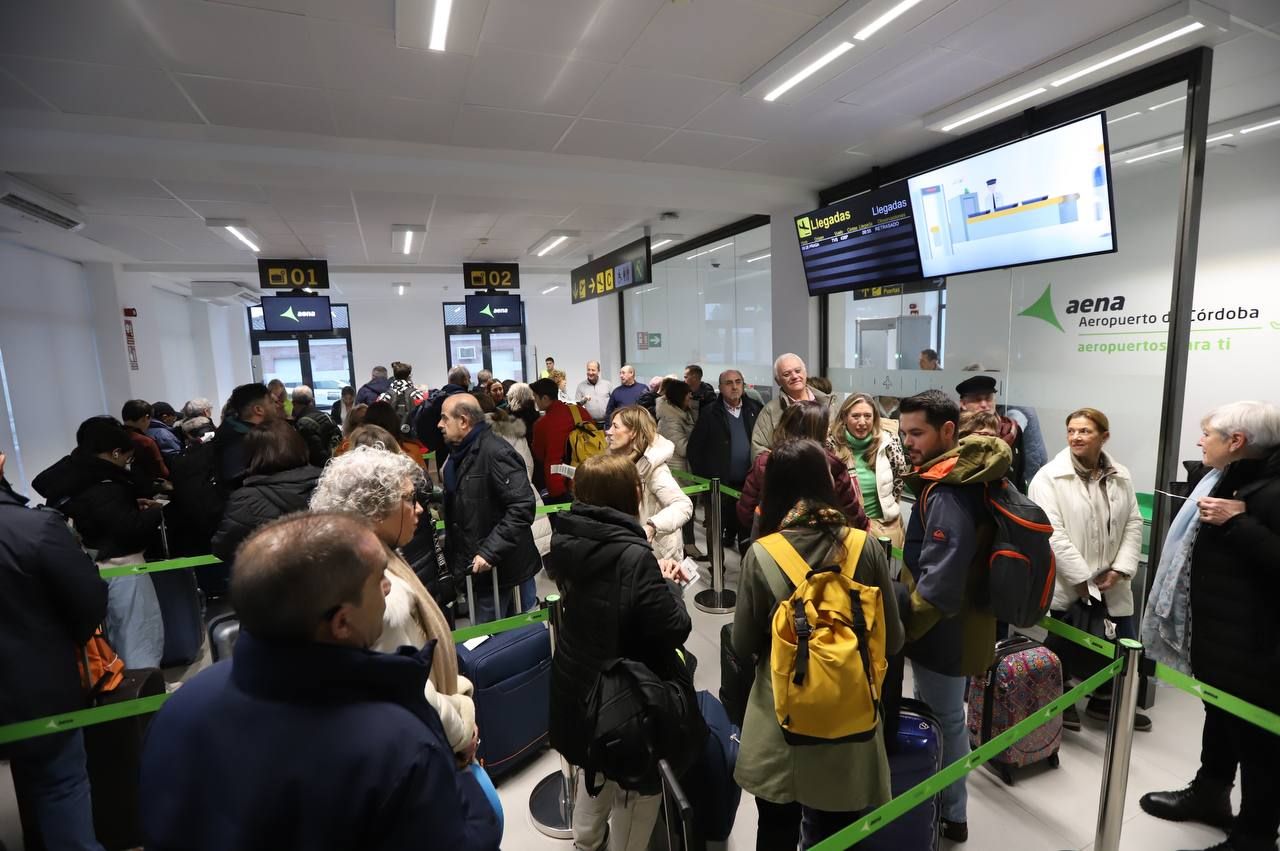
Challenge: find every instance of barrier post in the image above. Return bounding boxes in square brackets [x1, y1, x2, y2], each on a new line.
[529, 594, 575, 839]
[1093, 637, 1144, 851]
[694, 477, 736, 614]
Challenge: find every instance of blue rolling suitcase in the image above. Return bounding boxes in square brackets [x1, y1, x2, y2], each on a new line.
[151, 567, 204, 667]
[684, 690, 741, 845]
[457, 622, 552, 780]
[861, 697, 943, 851]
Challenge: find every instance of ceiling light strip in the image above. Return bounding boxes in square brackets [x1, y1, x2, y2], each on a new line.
[686, 242, 734, 260]
[225, 225, 260, 253]
[1240, 117, 1280, 134]
[429, 0, 452, 52]
[1051, 22, 1204, 88]
[745, 253, 771, 263]
[764, 41, 853, 102]
[1107, 111, 1142, 125]
[941, 87, 1046, 133]
[651, 239, 673, 249]
[854, 0, 925, 41]
[402, 230, 413, 255]
[1148, 95, 1187, 111]
[1205, 132, 1234, 143]
[1125, 145, 1182, 164]
[536, 235, 568, 257]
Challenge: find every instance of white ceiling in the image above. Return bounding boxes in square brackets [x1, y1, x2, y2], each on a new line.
[0, 0, 1278, 281]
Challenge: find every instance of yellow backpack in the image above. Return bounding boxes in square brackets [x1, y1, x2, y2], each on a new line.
[760, 528, 887, 744]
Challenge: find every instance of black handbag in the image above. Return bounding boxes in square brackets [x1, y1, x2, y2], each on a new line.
[1045, 597, 1115, 681]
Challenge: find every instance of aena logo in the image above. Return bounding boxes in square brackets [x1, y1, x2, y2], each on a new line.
[479, 304, 510, 319]
[279, 307, 317, 323]
[1020, 285, 1130, 333]
[1017, 285, 1065, 332]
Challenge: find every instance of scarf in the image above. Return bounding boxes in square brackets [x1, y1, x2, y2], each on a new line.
[442, 422, 488, 494]
[1071, 451, 1115, 486]
[779, 499, 847, 531]
[1140, 469, 1221, 675]
[385, 554, 459, 695]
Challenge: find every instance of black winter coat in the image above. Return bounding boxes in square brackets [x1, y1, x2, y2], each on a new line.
[687, 395, 763, 484]
[211, 466, 321, 563]
[32, 451, 161, 560]
[1190, 446, 1280, 711]
[294, 406, 341, 468]
[166, 441, 225, 557]
[441, 426, 539, 590]
[212, 416, 254, 496]
[0, 482, 108, 729]
[416, 384, 469, 457]
[545, 503, 692, 769]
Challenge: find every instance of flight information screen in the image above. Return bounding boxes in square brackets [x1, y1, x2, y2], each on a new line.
[794, 182, 923, 296]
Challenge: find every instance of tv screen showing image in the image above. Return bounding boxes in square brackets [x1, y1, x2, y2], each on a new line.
[261, 295, 333, 332]
[794, 182, 923, 296]
[465, 293, 522, 327]
[907, 112, 1116, 278]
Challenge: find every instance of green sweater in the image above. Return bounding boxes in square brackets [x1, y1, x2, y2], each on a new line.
[846, 431, 883, 520]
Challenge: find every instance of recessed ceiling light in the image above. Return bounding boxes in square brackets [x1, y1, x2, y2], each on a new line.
[1148, 95, 1187, 111]
[854, 0, 925, 41]
[940, 88, 1047, 133]
[393, 282, 410, 296]
[686, 242, 733, 260]
[538, 236, 567, 257]
[528, 230, 578, 258]
[764, 41, 853, 102]
[1240, 117, 1280, 134]
[1205, 132, 1234, 143]
[651, 239, 672, 249]
[391, 225, 425, 256]
[205, 218, 260, 253]
[1125, 144, 1182, 164]
[541, 285, 560, 295]
[1051, 22, 1204, 88]
[649, 233, 682, 250]
[1107, 111, 1142, 125]
[429, 0, 452, 51]
[225, 226, 260, 253]
[745, 252, 771, 263]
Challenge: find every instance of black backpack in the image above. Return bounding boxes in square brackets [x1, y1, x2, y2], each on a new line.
[391, 386, 414, 435]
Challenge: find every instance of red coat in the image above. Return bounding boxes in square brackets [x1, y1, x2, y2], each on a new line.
[736, 447, 867, 536]
[128, 429, 169, 481]
[531, 401, 593, 500]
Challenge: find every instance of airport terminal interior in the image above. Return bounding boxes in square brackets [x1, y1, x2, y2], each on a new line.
[1, 0, 1279, 849]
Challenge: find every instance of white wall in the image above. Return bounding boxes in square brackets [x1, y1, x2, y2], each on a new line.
[0, 244, 107, 492]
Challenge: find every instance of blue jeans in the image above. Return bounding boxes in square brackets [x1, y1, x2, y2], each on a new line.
[912, 663, 969, 823]
[9, 730, 104, 850]
[105, 574, 164, 669]
[471, 576, 537, 624]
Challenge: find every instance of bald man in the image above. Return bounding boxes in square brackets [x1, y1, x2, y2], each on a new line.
[439, 394, 539, 623]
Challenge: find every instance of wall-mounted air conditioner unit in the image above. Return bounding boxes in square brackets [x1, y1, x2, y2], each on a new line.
[0, 175, 85, 232]
[190, 280, 260, 307]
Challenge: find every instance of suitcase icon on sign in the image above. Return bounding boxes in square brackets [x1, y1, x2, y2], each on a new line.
[268, 267, 288, 286]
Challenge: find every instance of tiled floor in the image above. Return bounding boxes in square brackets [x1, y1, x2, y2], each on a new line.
[0, 528, 1242, 851]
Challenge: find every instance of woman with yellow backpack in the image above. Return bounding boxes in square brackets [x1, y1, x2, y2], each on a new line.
[732, 439, 904, 850]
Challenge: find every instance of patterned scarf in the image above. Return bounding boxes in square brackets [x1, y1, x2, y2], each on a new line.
[780, 499, 847, 531]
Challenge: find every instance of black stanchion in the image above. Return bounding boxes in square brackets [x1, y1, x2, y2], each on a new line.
[694, 477, 736, 614]
[528, 594, 575, 839]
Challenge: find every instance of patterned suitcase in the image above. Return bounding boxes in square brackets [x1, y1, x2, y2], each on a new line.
[967, 634, 1063, 785]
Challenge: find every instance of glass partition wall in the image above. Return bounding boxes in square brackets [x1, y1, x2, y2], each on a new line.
[622, 223, 773, 390]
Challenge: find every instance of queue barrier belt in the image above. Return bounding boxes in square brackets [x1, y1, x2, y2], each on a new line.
[0, 607, 551, 746]
[1152, 662, 1280, 736]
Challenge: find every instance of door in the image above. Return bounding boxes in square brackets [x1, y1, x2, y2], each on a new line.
[258, 339, 304, 386]
[442, 303, 528, 381]
[248, 304, 355, 394]
[307, 338, 353, 409]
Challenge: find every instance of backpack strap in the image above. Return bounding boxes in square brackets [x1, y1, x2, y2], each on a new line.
[756, 533, 811, 588]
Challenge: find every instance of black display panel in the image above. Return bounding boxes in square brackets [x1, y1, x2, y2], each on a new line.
[465, 293, 522, 327]
[794, 183, 923, 296]
[261, 295, 333, 332]
[571, 237, 651, 304]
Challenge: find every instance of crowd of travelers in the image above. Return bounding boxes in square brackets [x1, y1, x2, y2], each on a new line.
[1, 350, 1276, 851]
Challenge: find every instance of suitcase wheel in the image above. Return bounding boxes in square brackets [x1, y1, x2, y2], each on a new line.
[1048, 752, 1060, 769]
[997, 763, 1015, 786]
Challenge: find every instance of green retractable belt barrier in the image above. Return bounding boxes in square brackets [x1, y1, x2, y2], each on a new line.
[1152, 663, 1280, 736]
[98, 554, 221, 579]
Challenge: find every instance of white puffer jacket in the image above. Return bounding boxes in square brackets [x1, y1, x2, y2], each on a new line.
[636, 434, 693, 562]
[1027, 447, 1144, 616]
[489, 413, 553, 556]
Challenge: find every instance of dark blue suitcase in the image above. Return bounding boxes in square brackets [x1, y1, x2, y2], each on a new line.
[151, 567, 204, 667]
[457, 622, 551, 780]
[861, 697, 942, 851]
[684, 690, 741, 844]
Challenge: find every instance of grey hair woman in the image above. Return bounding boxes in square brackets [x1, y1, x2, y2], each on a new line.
[310, 447, 479, 764]
[1139, 400, 1280, 847]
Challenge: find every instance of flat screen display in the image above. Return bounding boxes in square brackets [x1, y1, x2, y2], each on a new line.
[907, 113, 1116, 278]
[261, 295, 333, 332]
[794, 182, 923, 296]
[465, 293, 522, 327]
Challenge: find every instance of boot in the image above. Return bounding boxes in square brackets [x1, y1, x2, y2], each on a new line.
[1140, 780, 1234, 829]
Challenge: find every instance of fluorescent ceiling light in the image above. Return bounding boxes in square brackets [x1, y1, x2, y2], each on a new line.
[402, 231, 412, 255]
[1126, 145, 1182, 164]
[941, 88, 1046, 133]
[651, 239, 672, 249]
[1148, 95, 1187, 111]
[537, 235, 568, 257]
[1051, 22, 1204, 88]
[649, 233, 681, 251]
[764, 41, 853, 102]
[1240, 117, 1280, 134]
[391, 225, 425, 257]
[225, 225, 259, 253]
[393, 282, 410, 296]
[746, 252, 771, 263]
[854, 0, 924, 41]
[429, 0, 452, 51]
[686, 242, 733, 260]
[541, 285, 560, 295]
[1107, 111, 1142, 125]
[1205, 132, 1234, 143]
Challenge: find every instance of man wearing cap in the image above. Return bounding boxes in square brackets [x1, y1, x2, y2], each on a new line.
[955, 375, 1031, 491]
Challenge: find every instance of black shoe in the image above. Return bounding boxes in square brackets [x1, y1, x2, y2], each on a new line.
[1182, 836, 1277, 851]
[1061, 704, 1082, 731]
[685, 544, 707, 561]
[1140, 782, 1234, 829]
[941, 819, 968, 843]
[1085, 698, 1153, 731]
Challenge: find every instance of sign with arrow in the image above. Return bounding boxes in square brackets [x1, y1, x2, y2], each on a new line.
[464, 293, 522, 328]
[261, 294, 333, 332]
